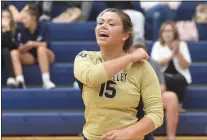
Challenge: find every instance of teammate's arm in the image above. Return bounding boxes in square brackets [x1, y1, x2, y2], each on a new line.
[123, 61, 164, 139]
[74, 49, 148, 87]
[18, 42, 36, 53]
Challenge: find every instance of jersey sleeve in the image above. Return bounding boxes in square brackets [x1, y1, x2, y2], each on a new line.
[74, 51, 109, 87]
[140, 61, 164, 129]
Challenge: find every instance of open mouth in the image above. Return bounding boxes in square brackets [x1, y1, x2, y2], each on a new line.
[99, 32, 109, 37]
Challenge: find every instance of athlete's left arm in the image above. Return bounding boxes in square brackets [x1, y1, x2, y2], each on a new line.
[123, 61, 164, 139]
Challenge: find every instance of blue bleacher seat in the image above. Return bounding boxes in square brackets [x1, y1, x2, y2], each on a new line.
[50, 41, 99, 62]
[47, 22, 96, 41]
[2, 111, 85, 135]
[183, 86, 207, 109]
[2, 88, 84, 110]
[2, 86, 207, 110]
[155, 112, 207, 135]
[2, 64, 75, 86]
[2, 63, 207, 86]
[2, 111, 207, 135]
[190, 63, 207, 84]
[49, 41, 207, 63]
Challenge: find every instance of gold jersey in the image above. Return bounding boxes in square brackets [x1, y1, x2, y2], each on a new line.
[74, 51, 164, 140]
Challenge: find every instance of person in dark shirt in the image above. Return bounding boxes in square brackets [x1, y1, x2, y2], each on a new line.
[2, 8, 17, 88]
[10, 4, 55, 89]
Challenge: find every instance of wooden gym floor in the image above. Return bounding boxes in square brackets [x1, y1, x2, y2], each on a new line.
[2, 136, 207, 140]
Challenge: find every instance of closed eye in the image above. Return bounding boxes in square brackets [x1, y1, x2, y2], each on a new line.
[97, 22, 103, 25]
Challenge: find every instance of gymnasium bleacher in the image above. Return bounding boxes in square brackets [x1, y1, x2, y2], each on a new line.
[2, 1, 207, 137]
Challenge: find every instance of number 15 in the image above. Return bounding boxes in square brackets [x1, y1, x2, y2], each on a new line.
[99, 80, 117, 98]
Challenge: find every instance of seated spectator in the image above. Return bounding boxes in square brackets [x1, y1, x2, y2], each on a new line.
[130, 37, 179, 140]
[10, 4, 55, 89]
[151, 21, 192, 110]
[2, 8, 17, 88]
[176, 3, 207, 41]
[140, 0, 182, 40]
[105, 1, 145, 39]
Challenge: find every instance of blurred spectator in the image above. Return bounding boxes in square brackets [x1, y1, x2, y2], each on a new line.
[39, 1, 83, 23]
[2, 1, 36, 23]
[151, 21, 192, 110]
[10, 4, 55, 89]
[176, 3, 207, 41]
[2, 8, 17, 88]
[105, 1, 145, 39]
[131, 38, 179, 140]
[140, 1, 182, 40]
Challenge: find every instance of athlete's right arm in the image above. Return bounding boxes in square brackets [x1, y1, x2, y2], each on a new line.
[74, 49, 148, 87]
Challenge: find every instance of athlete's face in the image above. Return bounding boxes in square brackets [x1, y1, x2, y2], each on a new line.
[95, 12, 128, 48]
[162, 24, 175, 43]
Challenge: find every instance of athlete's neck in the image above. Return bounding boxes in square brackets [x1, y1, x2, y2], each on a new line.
[100, 46, 126, 61]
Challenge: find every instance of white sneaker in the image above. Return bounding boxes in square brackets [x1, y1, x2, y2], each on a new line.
[43, 81, 56, 89]
[16, 81, 26, 89]
[6, 77, 17, 88]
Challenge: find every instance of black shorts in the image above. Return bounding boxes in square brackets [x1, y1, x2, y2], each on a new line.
[29, 48, 38, 59]
[164, 73, 188, 103]
[28, 48, 38, 63]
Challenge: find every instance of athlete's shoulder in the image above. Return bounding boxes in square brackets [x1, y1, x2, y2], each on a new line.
[76, 50, 100, 59]
[131, 60, 150, 68]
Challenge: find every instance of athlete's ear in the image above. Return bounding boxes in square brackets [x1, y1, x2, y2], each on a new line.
[122, 32, 129, 41]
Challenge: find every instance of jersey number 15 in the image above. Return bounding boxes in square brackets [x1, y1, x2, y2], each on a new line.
[99, 80, 116, 98]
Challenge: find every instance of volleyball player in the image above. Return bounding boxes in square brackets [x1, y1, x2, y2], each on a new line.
[74, 8, 164, 140]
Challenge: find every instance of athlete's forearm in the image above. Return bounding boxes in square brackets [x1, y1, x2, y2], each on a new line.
[103, 54, 132, 79]
[123, 117, 155, 139]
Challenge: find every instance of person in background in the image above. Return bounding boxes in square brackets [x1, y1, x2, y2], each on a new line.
[10, 4, 56, 89]
[131, 37, 179, 140]
[151, 20, 192, 111]
[140, 0, 182, 40]
[2, 8, 17, 88]
[176, 3, 207, 41]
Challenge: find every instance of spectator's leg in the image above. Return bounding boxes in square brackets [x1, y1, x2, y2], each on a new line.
[39, 1, 53, 21]
[2, 48, 16, 87]
[10, 49, 36, 88]
[124, 9, 145, 39]
[37, 47, 55, 89]
[162, 91, 179, 140]
[80, 1, 94, 21]
[145, 4, 172, 40]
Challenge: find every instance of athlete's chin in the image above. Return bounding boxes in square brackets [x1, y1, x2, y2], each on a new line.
[97, 40, 110, 47]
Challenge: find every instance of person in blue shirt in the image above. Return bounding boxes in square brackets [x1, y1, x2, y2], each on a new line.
[10, 4, 55, 89]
